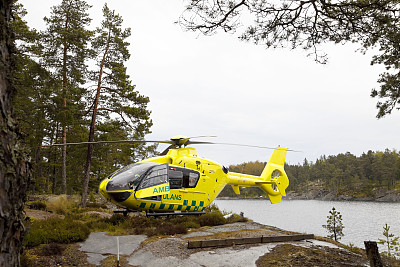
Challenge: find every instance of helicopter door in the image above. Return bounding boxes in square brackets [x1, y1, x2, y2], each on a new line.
[161, 166, 184, 205]
[134, 163, 170, 199]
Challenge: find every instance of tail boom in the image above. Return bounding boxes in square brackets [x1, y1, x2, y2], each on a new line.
[226, 147, 289, 204]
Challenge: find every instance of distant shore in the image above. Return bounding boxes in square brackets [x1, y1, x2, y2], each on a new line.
[217, 188, 400, 202]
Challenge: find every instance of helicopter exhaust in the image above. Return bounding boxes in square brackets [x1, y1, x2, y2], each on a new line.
[226, 147, 289, 204]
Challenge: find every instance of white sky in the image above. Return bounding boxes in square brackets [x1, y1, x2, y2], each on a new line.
[20, 0, 400, 166]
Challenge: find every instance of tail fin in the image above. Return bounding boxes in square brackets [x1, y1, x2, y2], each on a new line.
[259, 147, 289, 204]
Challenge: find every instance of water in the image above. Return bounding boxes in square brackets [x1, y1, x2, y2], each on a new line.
[214, 199, 400, 250]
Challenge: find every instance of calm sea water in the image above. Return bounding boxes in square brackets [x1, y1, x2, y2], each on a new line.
[214, 199, 400, 250]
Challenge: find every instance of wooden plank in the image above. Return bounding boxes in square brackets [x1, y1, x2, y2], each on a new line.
[187, 234, 314, 249]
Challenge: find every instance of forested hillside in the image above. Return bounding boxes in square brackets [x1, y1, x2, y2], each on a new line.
[220, 149, 400, 200]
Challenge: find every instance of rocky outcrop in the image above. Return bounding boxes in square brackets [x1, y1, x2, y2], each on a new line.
[287, 187, 400, 202]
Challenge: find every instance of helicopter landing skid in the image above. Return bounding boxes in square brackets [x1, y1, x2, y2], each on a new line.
[146, 211, 205, 218]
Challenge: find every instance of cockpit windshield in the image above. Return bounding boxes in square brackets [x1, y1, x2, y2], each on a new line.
[106, 162, 159, 191]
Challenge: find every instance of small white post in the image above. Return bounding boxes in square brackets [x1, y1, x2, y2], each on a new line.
[117, 236, 120, 267]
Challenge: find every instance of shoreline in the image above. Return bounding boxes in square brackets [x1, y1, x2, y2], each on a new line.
[216, 192, 400, 203]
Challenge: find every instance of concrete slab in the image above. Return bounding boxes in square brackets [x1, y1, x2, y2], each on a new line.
[79, 232, 147, 265]
[128, 242, 280, 267]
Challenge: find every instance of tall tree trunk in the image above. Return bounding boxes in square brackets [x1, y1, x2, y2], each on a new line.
[81, 31, 110, 207]
[51, 122, 60, 194]
[46, 122, 57, 193]
[61, 14, 69, 195]
[0, 1, 30, 265]
[34, 145, 43, 192]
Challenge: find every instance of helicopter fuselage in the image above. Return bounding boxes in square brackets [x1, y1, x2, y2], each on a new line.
[99, 146, 289, 212]
[99, 147, 228, 212]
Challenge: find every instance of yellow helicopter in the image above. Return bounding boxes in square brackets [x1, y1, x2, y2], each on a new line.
[97, 135, 291, 215]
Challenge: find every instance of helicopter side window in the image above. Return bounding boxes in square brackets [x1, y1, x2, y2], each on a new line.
[136, 164, 168, 190]
[169, 169, 183, 189]
[188, 172, 199, 187]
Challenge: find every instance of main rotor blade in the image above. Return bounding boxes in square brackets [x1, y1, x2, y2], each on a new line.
[42, 140, 174, 147]
[185, 141, 215, 145]
[194, 142, 301, 152]
[187, 135, 217, 139]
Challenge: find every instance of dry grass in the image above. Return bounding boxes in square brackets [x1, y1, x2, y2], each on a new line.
[46, 195, 77, 215]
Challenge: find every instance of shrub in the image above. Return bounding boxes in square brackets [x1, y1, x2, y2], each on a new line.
[24, 217, 90, 247]
[144, 227, 158, 237]
[114, 215, 157, 235]
[46, 195, 77, 215]
[107, 214, 126, 226]
[85, 202, 107, 209]
[197, 212, 227, 226]
[226, 213, 248, 223]
[168, 215, 200, 229]
[37, 243, 65, 256]
[182, 221, 201, 229]
[156, 222, 187, 236]
[26, 200, 47, 211]
[86, 219, 114, 232]
[343, 243, 361, 254]
[204, 203, 221, 213]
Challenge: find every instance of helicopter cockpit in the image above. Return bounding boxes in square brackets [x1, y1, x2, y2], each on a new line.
[105, 162, 201, 193]
[106, 162, 166, 191]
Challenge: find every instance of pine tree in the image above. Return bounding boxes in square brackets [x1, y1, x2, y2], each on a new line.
[322, 207, 344, 241]
[378, 224, 400, 258]
[81, 4, 152, 206]
[12, 3, 56, 193]
[42, 0, 93, 194]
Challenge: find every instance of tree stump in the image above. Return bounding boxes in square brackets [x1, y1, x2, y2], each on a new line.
[364, 241, 383, 267]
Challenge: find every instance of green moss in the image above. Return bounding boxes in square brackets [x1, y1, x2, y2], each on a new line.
[24, 217, 90, 248]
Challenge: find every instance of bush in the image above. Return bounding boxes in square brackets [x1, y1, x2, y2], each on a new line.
[182, 220, 201, 229]
[204, 203, 220, 213]
[85, 202, 107, 209]
[26, 200, 47, 211]
[343, 243, 361, 255]
[114, 216, 157, 235]
[226, 213, 248, 223]
[24, 217, 90, 247]
[46, 195, 77, 215]
[197, 212, 227, 226]
[156, 222, 187, 236]
[168, 215, 200, 229]
[37, 243, 65, 256]
[107, 214, 126, 226]
[86, 219, 114, 232]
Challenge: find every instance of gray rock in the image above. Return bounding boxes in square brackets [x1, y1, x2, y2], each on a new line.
[79, 232, 147, 265]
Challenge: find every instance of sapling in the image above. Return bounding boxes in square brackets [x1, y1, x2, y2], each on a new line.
[322, 207, 344, 241]
[378, 223, 400, 258]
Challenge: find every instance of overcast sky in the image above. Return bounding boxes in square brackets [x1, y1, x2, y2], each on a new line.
[20, 0, 400, 166]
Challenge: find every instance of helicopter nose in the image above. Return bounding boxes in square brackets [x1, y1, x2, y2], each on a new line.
[99, 178, 133, 202]
[99, 178, 109, 197]
[107, 191, 132, 202]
